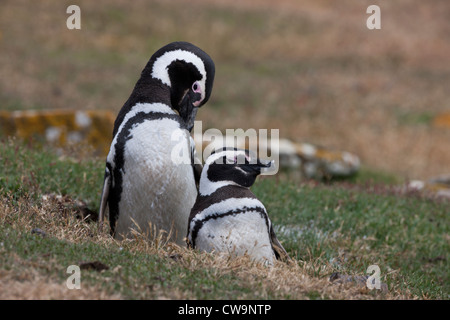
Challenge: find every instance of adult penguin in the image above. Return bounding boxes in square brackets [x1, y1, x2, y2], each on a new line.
[98, 42, 215, 245]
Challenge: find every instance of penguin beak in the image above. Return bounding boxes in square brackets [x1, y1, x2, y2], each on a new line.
[185, 106, 198, 132]
[241, 159, 273, 175]
[179, 91, 201, 132]
[257, 159, 274, 174]
[259, 159, 275, 175]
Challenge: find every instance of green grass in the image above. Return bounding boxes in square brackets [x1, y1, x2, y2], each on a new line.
[254, 179, 449, 298]
[0, 138, 104, 207]
[0, 138, 448, 299]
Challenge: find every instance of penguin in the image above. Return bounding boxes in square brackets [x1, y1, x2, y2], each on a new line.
[98, 42, 215, 245]
[186, 148, 289, 264]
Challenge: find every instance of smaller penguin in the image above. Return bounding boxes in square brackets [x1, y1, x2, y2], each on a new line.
[187, 148, 289, 264]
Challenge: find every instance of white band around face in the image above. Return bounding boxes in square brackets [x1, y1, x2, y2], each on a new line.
[151, 49, 207, 102]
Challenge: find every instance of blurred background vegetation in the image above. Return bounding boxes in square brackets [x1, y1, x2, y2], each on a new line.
[1, 0, 449, 180]
[0, 0, 449, 299]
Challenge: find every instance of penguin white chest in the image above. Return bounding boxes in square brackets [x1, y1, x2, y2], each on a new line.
[192, 198, 276, 264]
[114, 118, 196, 244]
[197, 211, 275, 264]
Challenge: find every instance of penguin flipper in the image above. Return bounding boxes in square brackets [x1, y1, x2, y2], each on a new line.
[98, 166, 111, 232]
[270, 225, 290, 262]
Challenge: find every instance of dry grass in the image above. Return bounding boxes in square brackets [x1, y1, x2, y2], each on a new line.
[0, 195, 121, 299]
[0, 267, 121, 300]
[0, 194, 416, 299]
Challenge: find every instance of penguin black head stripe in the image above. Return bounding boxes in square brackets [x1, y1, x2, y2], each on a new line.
[114, 41, 215, 135]
[99, 42, 215, 245]
[206, 147, 271, 189]
[187, 149, 289, 264]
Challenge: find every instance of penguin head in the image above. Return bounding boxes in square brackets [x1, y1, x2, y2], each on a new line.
[146, 41, 215, 131]
[202, 148, 272, 190]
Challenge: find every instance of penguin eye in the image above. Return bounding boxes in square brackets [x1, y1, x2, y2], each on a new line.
[192, 81, 201, 93]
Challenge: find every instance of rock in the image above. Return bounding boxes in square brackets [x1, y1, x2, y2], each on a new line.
[406, 174, 450, 199]
[0, 109, 115, 156]
[293, 142, 360, 179]
[259, 138, 360, 179]
[429, 174, 450, 187]
[0, 110, 360, 180]
[194, 132, 360, 180]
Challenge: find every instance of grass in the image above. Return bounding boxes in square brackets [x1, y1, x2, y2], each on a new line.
[255, 178, 449, 298]
[0, 138, 102, 206]
[0, 138, 448, 299]
[1, 0, 449, 300]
